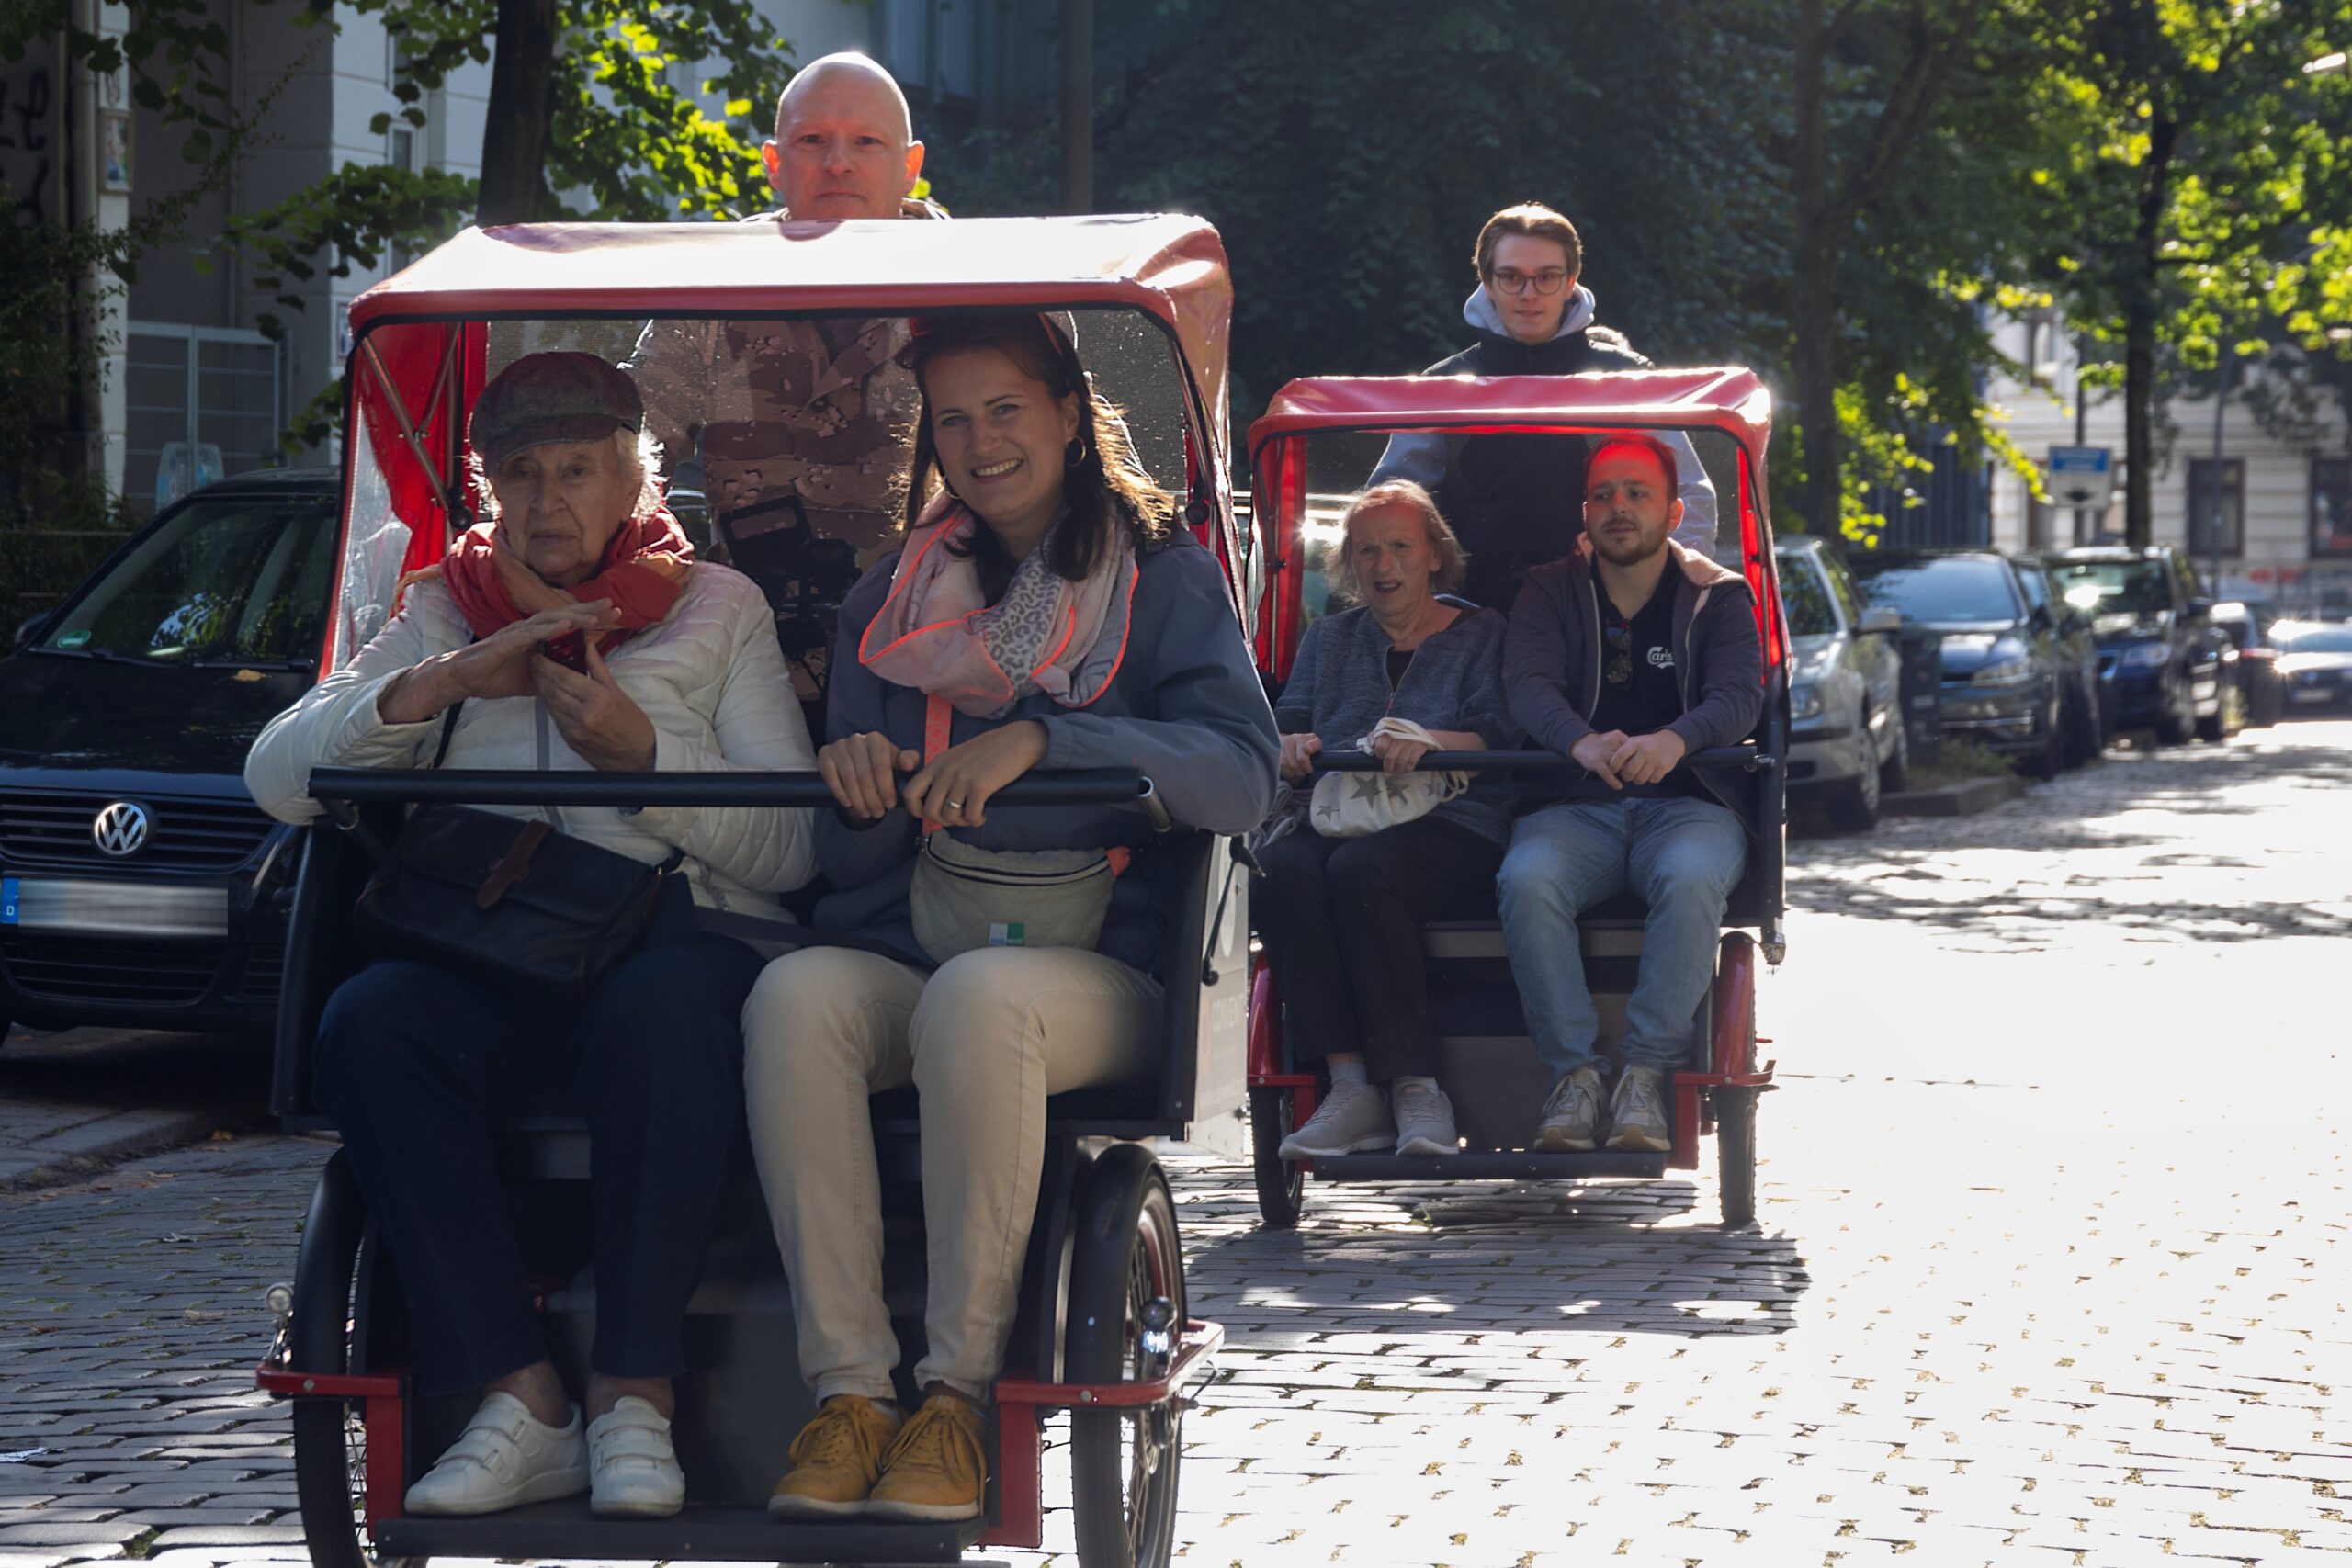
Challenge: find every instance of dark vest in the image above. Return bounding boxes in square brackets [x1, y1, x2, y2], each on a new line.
[1424, 326, 1649, 610]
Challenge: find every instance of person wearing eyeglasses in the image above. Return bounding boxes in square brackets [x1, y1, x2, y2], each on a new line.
[1495, 434, 1760, 1156]
[1370, 202, 1716, 609]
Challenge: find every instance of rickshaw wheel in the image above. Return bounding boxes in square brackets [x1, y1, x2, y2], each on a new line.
[1713, 1086, 1758, 1228]
[288, 1152, 418, 1568]
[1065, 1145, 1187, 1568]
[1713, 937, 1760, 1229]
[1248, 1087, 1305, 1229]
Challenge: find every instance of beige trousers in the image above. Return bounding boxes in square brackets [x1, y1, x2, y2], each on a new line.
[741, 944, 1160, 1403]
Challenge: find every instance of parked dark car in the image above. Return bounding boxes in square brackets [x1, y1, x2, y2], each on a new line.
[2211, 600, 2285, 728]
[1776, 536, 1906, 829]
[0, 468, 340, 1045]
[2042, 544, 2231, 745]
[2010, 554, 2109, 764]
[2275, 620, 2352, 715]
[1847, 548, 2079, 778]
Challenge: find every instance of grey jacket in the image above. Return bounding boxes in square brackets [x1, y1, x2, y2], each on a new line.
[1275, 603, 1520, 844]
[814, 534, 1280, 975]
[1504, 540, 1766, 826]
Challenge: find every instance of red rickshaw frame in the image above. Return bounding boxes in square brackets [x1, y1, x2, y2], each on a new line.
[1238, 369, 1791, 1213]
[259, 212, 1255, 1565]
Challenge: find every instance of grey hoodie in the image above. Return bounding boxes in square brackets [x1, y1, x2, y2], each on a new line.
[1372, 285, 1718, 557]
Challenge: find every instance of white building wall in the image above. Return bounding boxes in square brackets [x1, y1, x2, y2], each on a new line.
[1985, 316, 2352, 614]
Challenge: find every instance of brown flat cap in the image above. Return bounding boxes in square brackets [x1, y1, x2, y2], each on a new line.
[469, 352, 643, 469]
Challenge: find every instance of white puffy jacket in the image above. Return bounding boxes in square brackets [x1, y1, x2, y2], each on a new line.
[246, 563, 817, 918]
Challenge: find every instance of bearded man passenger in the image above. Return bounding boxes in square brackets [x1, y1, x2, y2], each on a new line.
[1496, 434, 1762, 1156]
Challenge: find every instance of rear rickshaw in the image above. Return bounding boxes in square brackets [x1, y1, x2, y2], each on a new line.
[1241, 371, 1792, 1228]
[253, 214, 1261, 1567]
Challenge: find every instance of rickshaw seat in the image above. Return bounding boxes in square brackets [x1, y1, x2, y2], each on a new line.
[1417, 872, 1773, 963]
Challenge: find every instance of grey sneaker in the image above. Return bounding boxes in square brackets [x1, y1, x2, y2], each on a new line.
[1277, 1077, 1394, 1158]
[1533, 1066, 1604, 1152]
[1390, 1079, 1459, 1157]
[1607, 1065, 1672, 1152]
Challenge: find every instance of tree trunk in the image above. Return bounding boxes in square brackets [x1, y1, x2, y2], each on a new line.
[1792, 0, 1842, 547]
[477, 0, 556, 226]
[2121, 115, 2176, 548]
[1058, 0, 1094, 213]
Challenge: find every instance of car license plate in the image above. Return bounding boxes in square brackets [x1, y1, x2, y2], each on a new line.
[0, 876, 229, 938]
[2291, 687, 2335, 703]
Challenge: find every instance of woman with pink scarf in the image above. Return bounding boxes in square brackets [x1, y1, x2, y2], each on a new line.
[741, 314, 1276, 1524]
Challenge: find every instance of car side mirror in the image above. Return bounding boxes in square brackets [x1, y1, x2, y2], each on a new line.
[2186, 596, 2214, 617]
[1857, 606, 1901, 636]
[12, 612, 49, 651]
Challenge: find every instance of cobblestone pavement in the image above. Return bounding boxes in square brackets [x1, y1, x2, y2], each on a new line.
[2, 723, 2347, 1567]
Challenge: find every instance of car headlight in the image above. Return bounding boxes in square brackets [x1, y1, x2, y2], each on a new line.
[1790, 682, 1824, 718]
[1973, 643, 2034, 684]
[2120, 642, 2169, 670]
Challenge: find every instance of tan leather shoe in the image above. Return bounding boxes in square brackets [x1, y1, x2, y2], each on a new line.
[767, 1394, 903, 1518]
[866, 1392, 989, 1521]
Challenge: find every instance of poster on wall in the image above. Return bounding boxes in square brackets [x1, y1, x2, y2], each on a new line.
[99, 109, 131, 193]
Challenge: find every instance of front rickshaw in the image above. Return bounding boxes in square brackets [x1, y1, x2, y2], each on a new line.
[1241, 370, 1792, 1228]
[253, 214, 1259, 1568]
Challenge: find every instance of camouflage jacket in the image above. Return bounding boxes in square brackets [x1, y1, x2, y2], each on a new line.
[625, 197, 946, 567]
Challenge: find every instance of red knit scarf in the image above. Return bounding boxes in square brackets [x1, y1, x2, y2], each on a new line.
[406, 507, 694, 661]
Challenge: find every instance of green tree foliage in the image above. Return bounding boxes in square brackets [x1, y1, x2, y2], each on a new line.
[219, 0, 795, 444]
[2029, 1, 2352, 545]
[927, 0, 2078, 544]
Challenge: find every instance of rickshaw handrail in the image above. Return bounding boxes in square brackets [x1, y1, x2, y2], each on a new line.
[1307, 744, 1773, 775]
[305, 766, 1151, 809]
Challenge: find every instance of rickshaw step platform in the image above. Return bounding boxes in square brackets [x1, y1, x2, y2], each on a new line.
[1306, 1150, 1670, 1181]
[374, 1505, 988, 1563]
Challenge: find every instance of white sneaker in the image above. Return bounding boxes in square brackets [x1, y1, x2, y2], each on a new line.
[1276, 1077, 1394, 1158]
[587, 1395, 685, 1517]
[403, 1391, 588, 1517]
[1608, 1065, 1674, 1153]
[1391, 1079, 1459, 1157]
[1533, 1066, 1604, 1152]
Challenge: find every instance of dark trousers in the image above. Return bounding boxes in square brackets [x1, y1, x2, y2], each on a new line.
[312, 886, 766, 1395]
[1253, 815, 1504, 1083]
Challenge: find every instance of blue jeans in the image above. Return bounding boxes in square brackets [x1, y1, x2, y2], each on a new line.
[1496, 795, 1747, 1081]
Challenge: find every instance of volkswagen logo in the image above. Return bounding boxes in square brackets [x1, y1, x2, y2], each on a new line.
[91, 801, 152, 858]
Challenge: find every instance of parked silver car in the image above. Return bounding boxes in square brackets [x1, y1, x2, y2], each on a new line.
[1778, 536, 1906, 829]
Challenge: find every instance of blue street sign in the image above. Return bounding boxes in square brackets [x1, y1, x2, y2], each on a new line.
[2049, 446, 2113, 509]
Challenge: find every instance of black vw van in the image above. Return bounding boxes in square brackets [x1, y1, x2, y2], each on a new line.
[0, 468, 340, 1044]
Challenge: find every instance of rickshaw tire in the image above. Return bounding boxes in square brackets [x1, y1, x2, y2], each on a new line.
[1066, 1145, 1187, 1568]
[1249, 1087, 1305, 1229]
[288, 1153, 412, 1568]
[1714, 1086, 1758, 1228]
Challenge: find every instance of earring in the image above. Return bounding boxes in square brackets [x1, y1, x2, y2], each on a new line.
[1065, 435, 1090, 468]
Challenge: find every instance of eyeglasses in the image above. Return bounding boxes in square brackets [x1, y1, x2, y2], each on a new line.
[1488, 267, 1570, 297]
[1605, 621, 1632, 689]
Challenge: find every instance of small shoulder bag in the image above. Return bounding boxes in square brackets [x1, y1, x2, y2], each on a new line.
[352, 702, 684, 1005]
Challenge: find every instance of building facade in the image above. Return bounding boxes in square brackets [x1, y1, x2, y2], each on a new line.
[12, 0, 1052, 515]
[1984, 313, 2352, 615]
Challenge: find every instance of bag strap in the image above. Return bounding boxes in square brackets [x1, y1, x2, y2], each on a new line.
[428, 701, 463, 770]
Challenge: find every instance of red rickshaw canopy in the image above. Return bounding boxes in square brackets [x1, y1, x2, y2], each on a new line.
[1244, 368, 1785, 676]
[343, 214, 1236, 578]
[1247, 368, 1772, 459]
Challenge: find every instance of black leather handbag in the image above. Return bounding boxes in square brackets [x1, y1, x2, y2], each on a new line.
[352, 704, 681, 1005]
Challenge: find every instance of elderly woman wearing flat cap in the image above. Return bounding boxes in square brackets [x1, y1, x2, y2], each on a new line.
[248, 351, 818, 1520]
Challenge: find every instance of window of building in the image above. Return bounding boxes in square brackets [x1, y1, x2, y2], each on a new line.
[125, 322, 284, 513]
[2186, 457, 2244, 557]
[2315, 458, 2352, 559]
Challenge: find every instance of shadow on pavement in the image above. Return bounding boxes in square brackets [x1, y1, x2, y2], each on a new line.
[1182, 1178, 1811, 1339]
